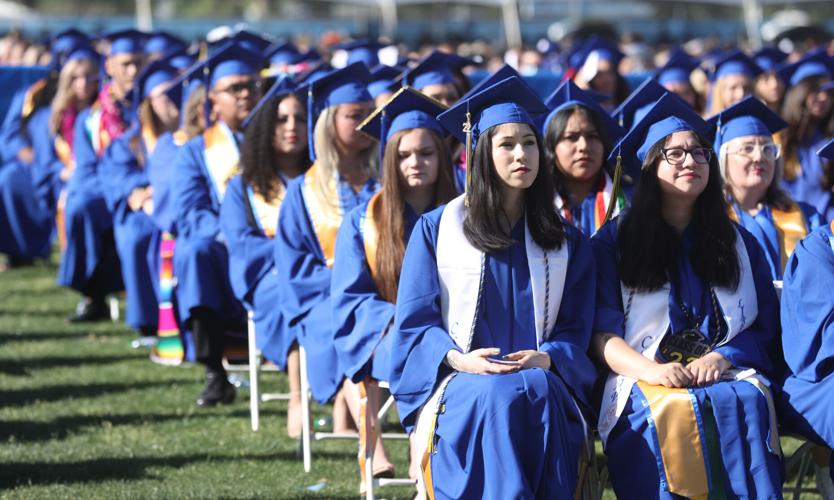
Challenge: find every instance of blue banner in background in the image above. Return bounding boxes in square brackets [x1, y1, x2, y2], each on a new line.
[0, 66, 50, 123]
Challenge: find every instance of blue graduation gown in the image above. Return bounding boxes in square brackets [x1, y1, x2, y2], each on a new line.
[591, 220, 782, 499]
[781, 132, 834, 222]
[98, 125, 160, 330]
[56, 104, 123, 295]
[0, 91, 60, 259]
[171, 129, 243, 324]
[274, 173, 378, 403]
[145, 132, 181, 235]
[330, 202, 418, 384]
[390, 208, 597, 499]
[778, 223, 834, 449]
[559, 173, 633, 238]
[731, 201, 823, 281]
[219, 175, 294, 369]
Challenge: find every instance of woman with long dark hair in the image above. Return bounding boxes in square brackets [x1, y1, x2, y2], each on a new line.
[542, 79, 626, 236]
[593, 94, 782, 498]
[220, 79, 310, 437]
[390, 76, 597, 499]
[331, 87, 456, 487]
[776, 50, 834, 221]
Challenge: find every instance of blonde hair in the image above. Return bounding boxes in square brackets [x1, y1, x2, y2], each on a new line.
[708, 76, 752, 116]
[49, 57, 98, 136]
[311, 104, 378, 217]
[183, 85, 207, 140]
[719, 135, 793, 210]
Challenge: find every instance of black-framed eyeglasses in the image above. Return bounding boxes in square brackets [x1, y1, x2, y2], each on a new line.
[216, 80, 261, 96]
[661, 147, 712, 166]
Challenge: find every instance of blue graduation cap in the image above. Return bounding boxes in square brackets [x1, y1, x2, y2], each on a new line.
[306, 62, 372, 160]
[656, 49, 698, 87]
[706, 95, 787, 153]
[229, 30, 272, 54]
[777, 48, 834, 87]
[161, 57, 208, 130]
[541, 79, 623, 143]
[51, 28, 89, 57]
[166, 49, 196, 72]
[204, 42, 265, 90]
[145, 31, 186, 56]
[817, 137, 834, 161]
[133, 60, 180, 112]
[335, 39, 386, 68]
[753, 47, 787, 73]
[265, 41, 300, 66]
[568, 36, 624, 73]
[399, 50, 475, 90]
[357, 86, 448, 165]
[294, 61, 332, 85]
[461, 64, 521, 101]
[65, 46, 100, 65]
[437, 76, 547, 201]
[610, 77, 669, 130]
[710, 50, 762, 82]
[609, 93, 711, 177]
[368, 64, 404, 98]
[242, 76, 299, 129]
[103, 29, 148, 56]
[294, 48, 322, 65]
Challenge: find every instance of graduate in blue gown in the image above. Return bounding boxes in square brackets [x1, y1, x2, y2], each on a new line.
[776, 50, 834, 222]
[709, 96, 823, 281]
[752, 47, 788, 113]
[654, 48, 703, 114]
[565, 36, 629, 110]
[172, 43, 265, 406]
[706, 50, 761, 115]
[592, 94, 782, 499]
[778, 138, 834, 495]
[100, 60, 180, 340]
[541, 79, 627, 237]
[332, 86, 457, 486]
[391, 76, 597, 499]
[58, 30, 148, 322]
[274, 63, 379, 431]
[219, 77, 310, 436]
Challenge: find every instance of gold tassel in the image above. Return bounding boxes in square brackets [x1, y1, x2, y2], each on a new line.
[463, 110, 472, 207]
[602, 153, 622, 226]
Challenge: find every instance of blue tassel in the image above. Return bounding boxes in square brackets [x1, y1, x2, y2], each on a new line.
[378, 110, 388, 177]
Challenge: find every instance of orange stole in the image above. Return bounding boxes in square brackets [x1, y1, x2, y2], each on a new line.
[362, 191, 383, 287]
[301, 163, 342, 268]
[636, 381, 709, 499]
[729, 203, 808, 272]
[172, 130, 189, 146]
[21, 78, 47, 119]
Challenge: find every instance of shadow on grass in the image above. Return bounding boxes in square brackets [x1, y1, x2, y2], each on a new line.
[0, 450, 358, 490]
[0, 353, 145, 376]
[0, 380, 182, 408]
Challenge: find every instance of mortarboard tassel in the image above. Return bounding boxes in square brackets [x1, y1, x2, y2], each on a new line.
[378, 110, 388, 176]
[463, 108, 472, 207]
[602, 150, 622, 226]
[307, 86, 316, 162]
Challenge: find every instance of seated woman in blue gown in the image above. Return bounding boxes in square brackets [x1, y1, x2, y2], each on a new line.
[541, 79, 627, 236]
[709, 96, 823, 281]
[274, 62, 379, 432]
[706, 51, 761, 115]
[100, 60, 180, 340]
[219, 78, 310, 437]
[776, 50, 834, 221]
[332, 87, 457, 485]
[592, 94, 783, 499]
[779, 137, 834, 497]
[390, 76, 598, 500]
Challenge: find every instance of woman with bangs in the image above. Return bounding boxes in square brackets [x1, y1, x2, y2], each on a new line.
[275, 62, 379, 433]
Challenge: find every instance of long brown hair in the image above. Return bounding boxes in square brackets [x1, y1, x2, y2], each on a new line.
[49, 57, 99, 136]
[374, 128, 456, 302]
[779, 76, 834, 185]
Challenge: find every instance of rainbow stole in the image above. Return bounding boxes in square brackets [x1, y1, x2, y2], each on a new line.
[729, 203, 808, 272]
[300, 163, 342, 268]
[360, 191, 383, 289]
[21, 78, 47, 119]
[557, 172, 625, 233]
[246, 182, 285, 239]
[150, 233, 184, 365]
[201, 122, 240, 202]
[84, 102, 111, 157]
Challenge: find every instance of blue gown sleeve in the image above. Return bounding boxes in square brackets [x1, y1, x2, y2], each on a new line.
[781, 225, 834, 383]
[800, 202, 825, 232]
[67, 107, 103, 197]
[219, 176, 275, 303]
[331, 204, 396, 383]
[389, 207, 458, 433]
[540, 225, 598, 415]
[28, 107, 63, 210]
[99, 127, 150, 214]
[0, 89, 29, 164]
[713, 228, 780, 377]
[590, 219, 625, 336]
[173, 137, 219, 241]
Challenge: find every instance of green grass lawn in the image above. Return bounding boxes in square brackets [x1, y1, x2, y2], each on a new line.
[0, 256, 823, 498]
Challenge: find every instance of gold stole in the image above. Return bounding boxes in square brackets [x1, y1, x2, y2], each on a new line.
[301, 163, 342, 268]
[54, 135, 72, 167]
[201, 122, 240, 202]
[141, 122, 158, 156]
[172, 130, 189, 146]
[248, 181, 284, 238]
[362, 191, 383, 287]
[21, 78, 47, 119]
[729, 203, 808, 272]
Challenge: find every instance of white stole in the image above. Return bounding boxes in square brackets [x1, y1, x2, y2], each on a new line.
[597, 228, 759, 445]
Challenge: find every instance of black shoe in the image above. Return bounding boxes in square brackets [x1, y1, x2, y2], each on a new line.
[67, 298, 109, 323]
[196, 370, 236, 407]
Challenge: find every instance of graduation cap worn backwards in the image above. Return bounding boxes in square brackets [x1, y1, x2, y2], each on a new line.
[399, 50, 475, 90]
[541, 79, 622, 143]
[706, 95, 788, 153]
[103, 29, 148, 56]
[777, 48, 834, 87]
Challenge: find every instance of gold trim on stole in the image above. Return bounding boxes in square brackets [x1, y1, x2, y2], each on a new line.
[141, 123, 158, 155]
[202, 123, 240, 200]
[636, 381, 709, 499]
[21, 79, 47, 119]
[770, 204, 808, 271]
[301, 163, 342, 268]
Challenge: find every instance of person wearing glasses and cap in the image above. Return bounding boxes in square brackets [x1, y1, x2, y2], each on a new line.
[58, 29, 147, 322]
[775, 49, 834, 222]
[709, 96, 823, 282]
[779, 137, 834, 500]
[219, 77, 310, 435]
[172, 43, 265, 406]
[389, 76, 597, 499]
[98, 60, 181, 345]
[274, 62, 379, 433]
[332, 87, 457, 489]
[592, 94, 783, 499]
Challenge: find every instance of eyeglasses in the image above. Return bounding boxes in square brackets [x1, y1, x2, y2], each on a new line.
[730, 143, 781, 160]
[216, 80, 261, 96]
[661, 147, 712, 166]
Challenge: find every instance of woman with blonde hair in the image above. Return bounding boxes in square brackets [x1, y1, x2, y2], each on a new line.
[707, 51, 761, 116]
[275, 62, 378, 431]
